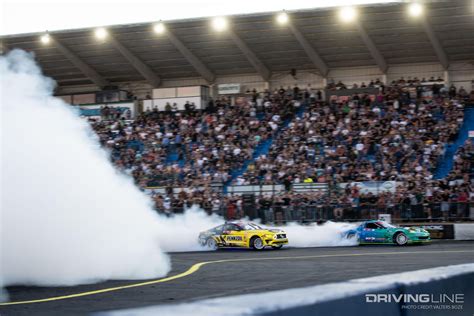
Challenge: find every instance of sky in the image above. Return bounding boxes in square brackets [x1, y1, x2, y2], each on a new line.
[0, 0, 399, 36]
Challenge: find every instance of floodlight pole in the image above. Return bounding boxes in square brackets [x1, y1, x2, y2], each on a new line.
[355, 20, 388, 75]
[108, 34, 161, 88]
[165, 30, 216, 84]
[287, 21, 329, 78]
[228, 30, 271, 81]
[421, 17, 449, 70]
[52, 36, 110, 88]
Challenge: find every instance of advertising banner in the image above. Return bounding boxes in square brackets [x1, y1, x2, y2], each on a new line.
[339, 181, 398, 194]
[218, 83, 241, 95]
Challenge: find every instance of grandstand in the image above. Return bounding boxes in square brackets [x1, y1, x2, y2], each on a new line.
[1, 0, 473, 222]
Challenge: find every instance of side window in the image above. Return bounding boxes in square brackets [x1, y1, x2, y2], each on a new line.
[212, 225, 224, 235]
[230, 224, 242, 231]
[365, 223, 378, 229]
[375, 222, 385, 229]
[223, 224, 234, 233]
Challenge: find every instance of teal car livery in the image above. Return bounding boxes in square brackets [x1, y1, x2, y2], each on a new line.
[345, 220, 431, 246]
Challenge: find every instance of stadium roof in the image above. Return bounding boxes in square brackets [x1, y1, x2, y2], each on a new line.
[1, 1, 473, 89]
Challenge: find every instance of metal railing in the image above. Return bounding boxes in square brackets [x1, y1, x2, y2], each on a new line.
[157, 202, 473, 223]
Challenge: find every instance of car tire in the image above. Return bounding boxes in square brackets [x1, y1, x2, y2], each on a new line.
[271, 245, 283, 250]
[206, 238, 218, 250]
[394, 232, 408, 246]
[250, 236, 265, 250]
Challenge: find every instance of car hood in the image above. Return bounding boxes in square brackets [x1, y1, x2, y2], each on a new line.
[243, 229, 284, 235]
[390, 227, 429, 234]
[266, 228, 286, 234]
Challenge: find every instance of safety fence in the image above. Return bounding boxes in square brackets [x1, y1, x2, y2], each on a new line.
[161, 202, 473, 223]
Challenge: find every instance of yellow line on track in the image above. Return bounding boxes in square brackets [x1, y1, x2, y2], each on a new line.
[1, 249, 473, 306]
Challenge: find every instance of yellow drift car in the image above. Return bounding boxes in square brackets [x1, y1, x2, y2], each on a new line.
[199, 221, 288, 250]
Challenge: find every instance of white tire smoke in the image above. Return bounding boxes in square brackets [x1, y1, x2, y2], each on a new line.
[0, 50, 356, 292]
[0, 50, 170, 286]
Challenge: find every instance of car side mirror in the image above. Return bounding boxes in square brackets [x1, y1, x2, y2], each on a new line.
[223, 230, 230, 234]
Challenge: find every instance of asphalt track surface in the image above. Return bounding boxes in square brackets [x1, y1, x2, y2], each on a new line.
[1, 241, 474, 316]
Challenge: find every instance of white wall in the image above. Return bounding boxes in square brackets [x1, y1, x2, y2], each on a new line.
[387, 63, 444, 83]
[140, 72, 325, 95]
[143, 97, 202, 111]
[328, 66, 383, 87]
[56, 62, 474, 99]
[270, 71, 325, 90]
[449, 62, 474, 90]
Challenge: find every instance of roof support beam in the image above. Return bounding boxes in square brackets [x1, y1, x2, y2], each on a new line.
[228, 30, 271, 81]
[108, 34, 161, 88]
[288, 22, 329, 77]
[165, 30, 215, 83]
[355, 21, 388, 74]
[421, 18, 449, 70]
[52, 37, 109, 88]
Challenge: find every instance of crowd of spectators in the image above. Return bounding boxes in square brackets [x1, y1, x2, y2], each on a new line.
[88, 78, 473, 221]
[239, 79, 465, 186]
[326, 76, 473, 102]
[90, 89, 301, 188]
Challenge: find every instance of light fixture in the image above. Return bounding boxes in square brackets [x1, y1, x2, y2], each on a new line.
[276, 11, 289, 25]
[338, 6, 358, 23]
[40, 33, 50, 45]
[153, 22, 166, 34]
[212, 17, 228, 32]
[94, 27, 108, 40]
[408, 3, 424, 17]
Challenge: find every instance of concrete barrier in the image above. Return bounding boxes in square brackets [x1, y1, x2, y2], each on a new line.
[100, 263, 474, 316]
[454, 224, 474, 240]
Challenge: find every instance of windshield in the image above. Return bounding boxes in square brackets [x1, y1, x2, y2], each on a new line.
[377, 221, 396, 228]
[238, 223, 263, 230]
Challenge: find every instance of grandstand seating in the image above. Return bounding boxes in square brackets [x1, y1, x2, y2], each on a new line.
[89, 80, 473, 221]
[435, 106, 474, 179]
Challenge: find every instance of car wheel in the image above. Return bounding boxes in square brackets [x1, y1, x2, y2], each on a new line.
[271, 245, 283, 250]
[251, 237, 265, 250]
[394, 233, 408, 246]
[206, 238, 218, 250]
[346, 233, 355, 240]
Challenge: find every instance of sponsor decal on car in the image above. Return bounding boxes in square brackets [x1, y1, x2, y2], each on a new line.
[226, 236, 243, 241]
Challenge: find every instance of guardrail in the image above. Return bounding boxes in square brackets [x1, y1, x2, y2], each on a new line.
[158, 202, 474, 223]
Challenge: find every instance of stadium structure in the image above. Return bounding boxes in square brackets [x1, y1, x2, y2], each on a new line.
[1, 1, 472, 94]
[1, 1, 474, 315]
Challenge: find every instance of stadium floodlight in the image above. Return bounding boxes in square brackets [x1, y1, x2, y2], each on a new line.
[276, 12, 289, 25]
[40, 33, 50, 45]
[338, 6, 358, 23]
[408, 3, 424, 17]
[94, 27, 108, 40]
[212, 17, 228, 32]
[153, 22, 166, 34]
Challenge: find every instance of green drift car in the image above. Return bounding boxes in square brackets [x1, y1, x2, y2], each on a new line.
[345, 220, 431, 246]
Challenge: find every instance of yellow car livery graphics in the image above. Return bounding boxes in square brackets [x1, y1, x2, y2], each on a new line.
[199, 222, 288, 250]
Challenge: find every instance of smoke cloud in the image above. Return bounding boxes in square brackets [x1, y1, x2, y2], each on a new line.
[284, 222, 358, 248]
[0, 50, 170, 286]
[0, 50, 355, 294]
[156, 206, 223, 252]
[159, 207, 357, 251]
